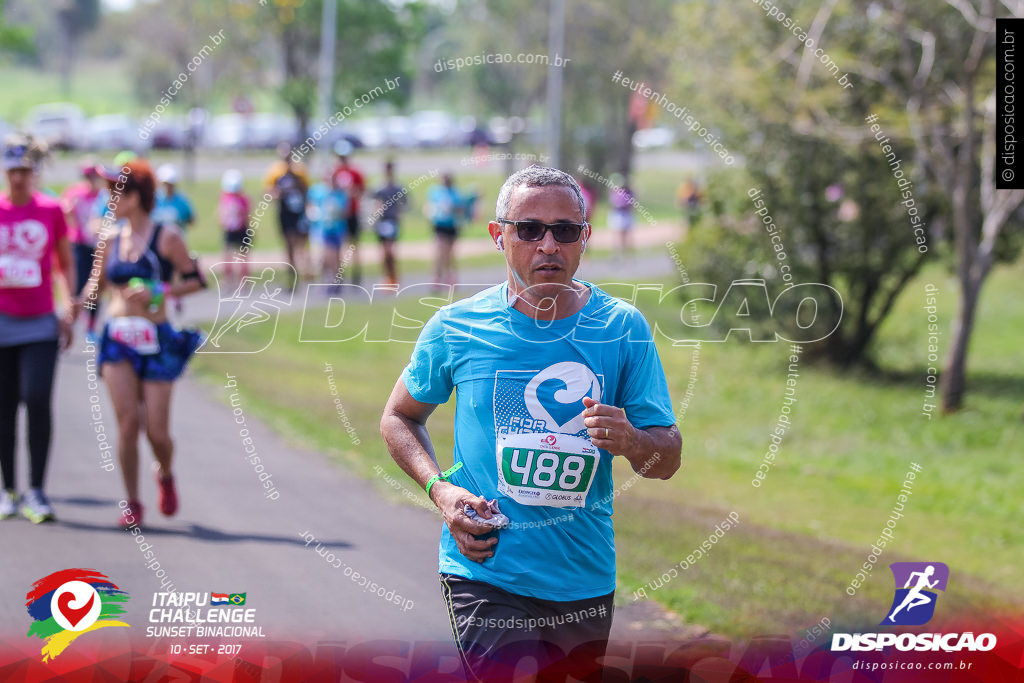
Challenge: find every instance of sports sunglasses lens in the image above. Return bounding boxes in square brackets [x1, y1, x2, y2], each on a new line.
[552, 224, 581, 243]
[517, 221, 547, 241]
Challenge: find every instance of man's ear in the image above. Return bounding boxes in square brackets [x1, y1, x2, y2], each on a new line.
[488, 220, 504, 250]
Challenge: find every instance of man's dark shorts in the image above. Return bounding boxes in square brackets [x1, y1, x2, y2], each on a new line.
[440, 572, 613, 682]
[278, 212, 308, 237]
[346, 213, 361, 241]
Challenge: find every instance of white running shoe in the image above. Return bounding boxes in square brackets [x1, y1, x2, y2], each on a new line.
[21, 488, 55, 523]
[0, 489, 18, 519]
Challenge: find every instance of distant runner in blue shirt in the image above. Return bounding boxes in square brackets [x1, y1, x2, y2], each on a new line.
[381, 166, 681, 681]
[426, 173, 468, 290]
[306, 177, 348, 289]
[153, 164, 195, 229]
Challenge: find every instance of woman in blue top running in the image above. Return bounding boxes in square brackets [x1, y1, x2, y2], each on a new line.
[78, 159, 206, 528]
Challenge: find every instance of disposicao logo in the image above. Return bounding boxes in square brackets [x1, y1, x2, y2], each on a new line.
[883, 561, 948, 626]
[25, 569, 130, 661]
[831, 562, 997, 653]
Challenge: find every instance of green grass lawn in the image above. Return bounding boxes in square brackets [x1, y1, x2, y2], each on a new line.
[0, 62, 136, 121]
[0, 62, 284, 121]
[189, 255, 1023, 639]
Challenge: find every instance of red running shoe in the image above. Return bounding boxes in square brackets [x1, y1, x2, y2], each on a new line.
[157, 472, 178, 516]
[120, 500, 143, 529]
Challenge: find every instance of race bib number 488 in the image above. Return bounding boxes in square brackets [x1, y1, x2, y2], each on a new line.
[496, 432, 598, 508]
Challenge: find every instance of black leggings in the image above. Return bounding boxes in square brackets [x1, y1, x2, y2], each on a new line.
[0, 340, 59, 490]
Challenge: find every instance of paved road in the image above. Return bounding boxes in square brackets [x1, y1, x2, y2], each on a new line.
[1, 339, 451, 644]
[2, 245, 683, 650]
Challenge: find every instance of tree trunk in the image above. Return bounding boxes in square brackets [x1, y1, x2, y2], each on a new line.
[58, 12, 73, 98]
[940, 277, 980, 413]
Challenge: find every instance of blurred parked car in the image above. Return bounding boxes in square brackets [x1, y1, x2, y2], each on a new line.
[83, 114, 139, 151]
[350, 118, 386, 149]
[204, 113, 246, 149]
[632, 126, 676, 149]
[149, 115, 189, 149]
[456, 116, 492, 147]
[488, 116, 513, 145]
[319, 124, 364, 150]
[412, 110, 456, 147]
[247, 113, 296, 149]
[25, 103, 86, 150]
[384, 115, 415, 148]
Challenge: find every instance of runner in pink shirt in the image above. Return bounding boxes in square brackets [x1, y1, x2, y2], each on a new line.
[218, 169, 251, 284]
[0, 134, 76, 524]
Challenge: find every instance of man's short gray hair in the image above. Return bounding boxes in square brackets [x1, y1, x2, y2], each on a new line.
[495, 166, 586, 221]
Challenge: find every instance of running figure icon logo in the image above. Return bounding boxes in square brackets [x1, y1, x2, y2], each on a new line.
[200, 263, 295, 354]
[882, 562, 949, 626]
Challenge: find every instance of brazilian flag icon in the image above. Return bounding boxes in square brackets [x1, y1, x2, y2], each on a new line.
[228, 593, 246, 606]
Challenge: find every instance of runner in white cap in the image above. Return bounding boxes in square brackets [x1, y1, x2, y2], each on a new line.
[0, 134, 75, 523]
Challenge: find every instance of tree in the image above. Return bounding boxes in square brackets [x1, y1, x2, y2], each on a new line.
[856, 0, 1023, 412]
[0, 0, 34, 59]
[262, 0, 421, 139]
[560, 0, 678, 176]
[428, 0, 551, 149]
[665, 1, 945, 365]
[55, 0, 100, 95]
[429, 0, 677, 177]
[124, 0, 276, 111]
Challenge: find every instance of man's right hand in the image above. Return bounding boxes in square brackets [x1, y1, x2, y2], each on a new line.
[430, 482, 498, 563]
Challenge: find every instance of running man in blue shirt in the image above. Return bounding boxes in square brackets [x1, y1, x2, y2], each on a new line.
[381, 166, 681, 681]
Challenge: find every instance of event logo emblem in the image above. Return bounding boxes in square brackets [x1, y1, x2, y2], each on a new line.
[883, 562, 949, 626]
[25, 569, 130, 661]
[200, 264, 294, 353]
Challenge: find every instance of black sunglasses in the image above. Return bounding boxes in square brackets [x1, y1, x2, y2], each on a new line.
[496, 218, 587, 243]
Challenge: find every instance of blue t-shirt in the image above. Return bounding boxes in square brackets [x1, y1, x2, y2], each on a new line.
[93, 189, 110, 218]
[307, 182, 348, 237]
[427, 185, 462, 228]
[401, 280, 675, 601]
[153, 191, 195, 227]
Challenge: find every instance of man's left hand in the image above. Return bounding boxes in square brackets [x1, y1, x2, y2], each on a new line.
[582, 396, 637, 457]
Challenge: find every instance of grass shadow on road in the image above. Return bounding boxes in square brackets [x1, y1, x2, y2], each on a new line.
[48, 495, 118, 507]
[53, 519, 354, 550]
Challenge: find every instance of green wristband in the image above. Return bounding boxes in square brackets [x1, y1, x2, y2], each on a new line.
[425, 462, 463, 499]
